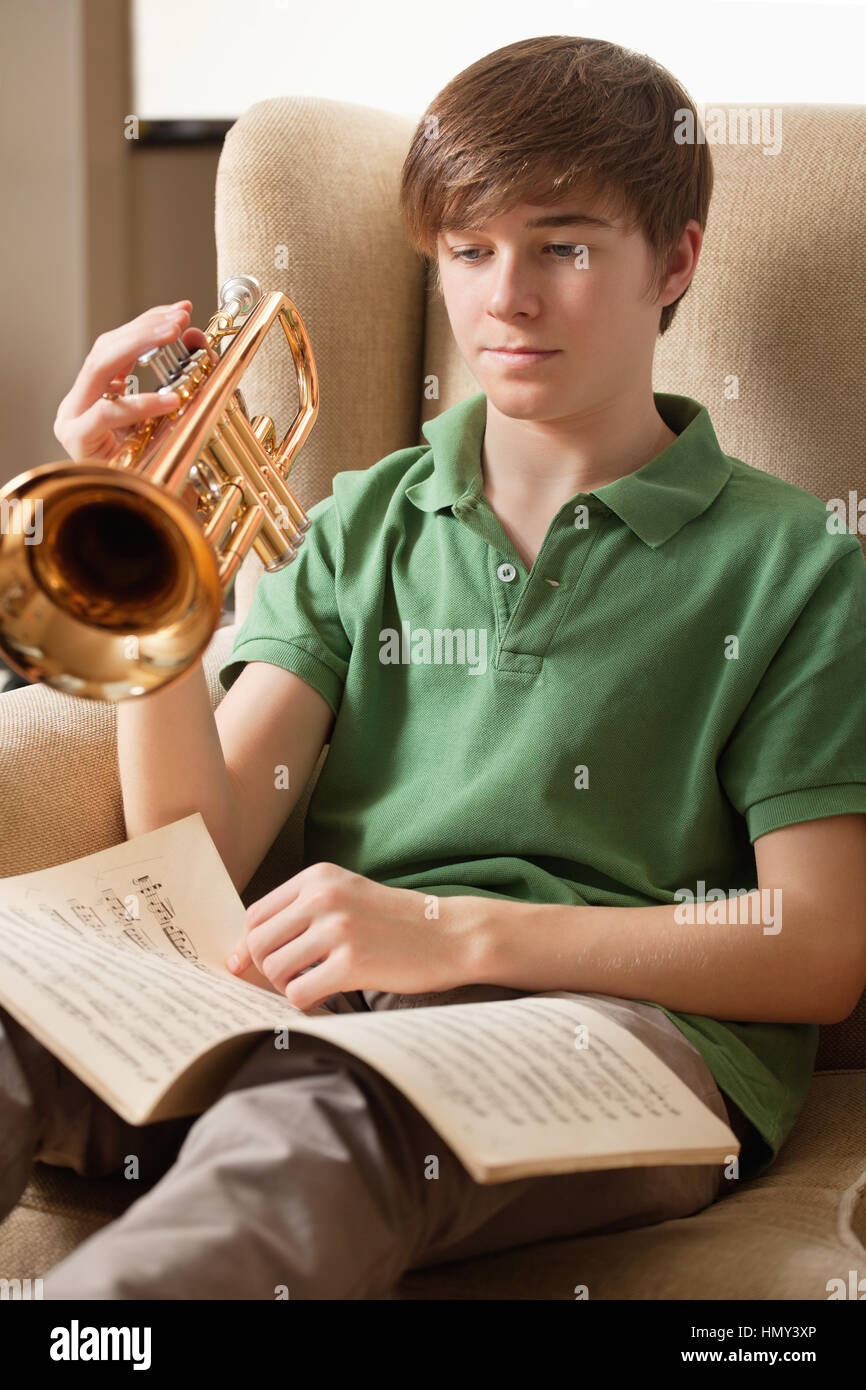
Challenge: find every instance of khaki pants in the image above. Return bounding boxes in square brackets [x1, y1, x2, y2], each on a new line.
[0, 987, 738, 1300]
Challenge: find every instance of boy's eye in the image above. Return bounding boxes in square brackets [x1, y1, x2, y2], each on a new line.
[449, 243, 584, 263]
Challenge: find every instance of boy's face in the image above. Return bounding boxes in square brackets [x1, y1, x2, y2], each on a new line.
[436, 196, 699, 417]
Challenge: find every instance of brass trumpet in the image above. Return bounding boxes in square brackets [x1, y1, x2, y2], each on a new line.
[0, 274, 317, 701]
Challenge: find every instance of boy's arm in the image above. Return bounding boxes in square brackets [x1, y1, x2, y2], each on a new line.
[214, 661, 334, 894]
[119, 656, 333, 897]
[460, 813, 866, 1025]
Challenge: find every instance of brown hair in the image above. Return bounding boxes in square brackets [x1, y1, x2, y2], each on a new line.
[399, 36, 712, 336]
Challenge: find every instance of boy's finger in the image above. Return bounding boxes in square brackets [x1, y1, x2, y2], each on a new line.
[64, 303, 193, 417]
[181, 326, 220, 366]
[226, 940, 252, 974]
[180, 326, 208, 350]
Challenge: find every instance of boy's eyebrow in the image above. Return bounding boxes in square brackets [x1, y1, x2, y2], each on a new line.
[523, 212, 617, 230]
[440, 212, 621, 240]
[443, 212, 618, 236]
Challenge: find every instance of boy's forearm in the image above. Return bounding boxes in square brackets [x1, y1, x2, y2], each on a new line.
[116, 656, 240, 872]
[456, 892, 845, 1024]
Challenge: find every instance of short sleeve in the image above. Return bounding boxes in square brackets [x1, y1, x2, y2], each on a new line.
[718, 542, 866, 842]
[218, 494, 350, 716]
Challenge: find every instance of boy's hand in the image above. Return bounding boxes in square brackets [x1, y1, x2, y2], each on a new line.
[226, 863, 475, 1012]
[53, 301, 214, 462]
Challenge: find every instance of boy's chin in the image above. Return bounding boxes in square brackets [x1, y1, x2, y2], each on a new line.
[479, 380, 570, 418]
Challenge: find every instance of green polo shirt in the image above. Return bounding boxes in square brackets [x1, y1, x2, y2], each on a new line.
[219, 389, 866, 1180]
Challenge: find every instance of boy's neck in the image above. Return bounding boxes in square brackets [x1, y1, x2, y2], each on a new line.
[479, 389, 679, 515]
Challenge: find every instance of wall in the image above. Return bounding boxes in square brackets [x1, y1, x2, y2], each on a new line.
[0, 0, 129, 478]
[0, 0, 220, 485]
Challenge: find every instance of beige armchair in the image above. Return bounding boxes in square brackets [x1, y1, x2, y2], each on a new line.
[2, 97, 865, 1299]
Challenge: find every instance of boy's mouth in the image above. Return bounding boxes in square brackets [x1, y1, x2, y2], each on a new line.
[485, 348, 560, 366]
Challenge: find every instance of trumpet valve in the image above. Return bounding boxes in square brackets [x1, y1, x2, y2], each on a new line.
[137, 337, 191, 386]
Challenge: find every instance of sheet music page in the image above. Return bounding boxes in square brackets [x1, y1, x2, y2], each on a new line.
[0, 814, 316, 1122]
[0, 814, 737, 1176]
[291, 993, 739, 1182]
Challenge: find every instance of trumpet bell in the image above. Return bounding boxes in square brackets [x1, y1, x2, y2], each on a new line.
[0, 461, 222, 700]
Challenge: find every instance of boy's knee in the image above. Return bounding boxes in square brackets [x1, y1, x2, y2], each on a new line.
[172, 1038, 429, 1231]
[180, 1038, 393, 1168]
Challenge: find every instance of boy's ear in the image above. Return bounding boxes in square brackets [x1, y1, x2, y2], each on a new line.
[664, 220, 704, 300]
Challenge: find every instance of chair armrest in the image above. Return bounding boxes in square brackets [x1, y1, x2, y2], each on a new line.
[0, 625, 236, 877]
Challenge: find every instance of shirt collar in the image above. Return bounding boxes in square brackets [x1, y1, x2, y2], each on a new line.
[406, 390, 732, 548]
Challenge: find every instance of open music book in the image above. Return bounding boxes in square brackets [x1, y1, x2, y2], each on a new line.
[0, 814, 738, 1184]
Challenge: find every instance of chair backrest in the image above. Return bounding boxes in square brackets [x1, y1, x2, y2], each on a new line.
[216, 98, 866, 1069]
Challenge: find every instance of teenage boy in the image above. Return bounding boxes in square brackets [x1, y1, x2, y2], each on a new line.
[3, 35, 864, 1300]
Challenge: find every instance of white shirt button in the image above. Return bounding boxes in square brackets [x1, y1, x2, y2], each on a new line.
[496, 562, 517, 583]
